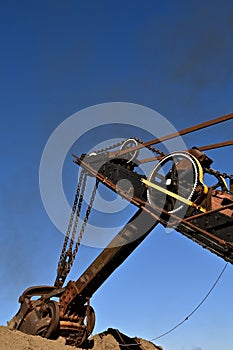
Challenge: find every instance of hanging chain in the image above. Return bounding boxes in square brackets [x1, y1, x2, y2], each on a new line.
[68, 173, 88, 251]
[56, 170, 85, 273]
[55, 171, 98, 288]
[71, 180, 99, 260]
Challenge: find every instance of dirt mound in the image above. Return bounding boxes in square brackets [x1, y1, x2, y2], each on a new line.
[0, 326, 163, 350]
[93, 328, 163, 349]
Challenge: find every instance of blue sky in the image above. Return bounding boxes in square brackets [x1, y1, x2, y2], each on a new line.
[0, 1, 233, 349]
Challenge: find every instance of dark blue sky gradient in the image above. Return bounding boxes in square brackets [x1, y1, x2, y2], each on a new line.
[1, 1, 233, 349]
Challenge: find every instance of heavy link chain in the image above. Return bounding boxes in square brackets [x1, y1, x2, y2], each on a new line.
[93, 140, 125, 154]
[55, 170, 98, 288]
[207, 167, 233, 180]
[68, 172, 88, 252]
[56, 170, 86, 271]
[71, 179, 99, 260]
[91, 137, 166, 157]
[133, 137, 166, 157]
[204, 167, 233, 194]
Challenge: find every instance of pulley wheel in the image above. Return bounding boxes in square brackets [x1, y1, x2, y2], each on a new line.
[120, 138, 139, 163]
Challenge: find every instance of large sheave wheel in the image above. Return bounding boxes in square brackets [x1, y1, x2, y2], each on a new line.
[147, 152, 200, 213]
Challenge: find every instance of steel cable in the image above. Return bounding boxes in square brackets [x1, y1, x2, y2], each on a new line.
[118, 262, 228, 347]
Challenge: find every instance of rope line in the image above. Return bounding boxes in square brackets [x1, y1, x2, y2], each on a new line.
[118, 262, 228, 347]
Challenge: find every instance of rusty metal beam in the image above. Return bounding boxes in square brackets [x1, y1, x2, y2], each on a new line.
[59, 209, 158, 315]
[184, 202, 233, 221]
[138, 139, 233, 164]
[198, 139, 233, 151]
[108, 112, 233, 159]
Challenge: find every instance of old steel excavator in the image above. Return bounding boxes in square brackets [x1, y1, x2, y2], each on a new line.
[8, 113, 233, 347]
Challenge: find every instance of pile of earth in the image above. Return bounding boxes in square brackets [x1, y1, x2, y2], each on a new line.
[0, 326, 163, 350]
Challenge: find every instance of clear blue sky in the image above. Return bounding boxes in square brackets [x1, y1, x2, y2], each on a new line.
[0, 1, 233, 350]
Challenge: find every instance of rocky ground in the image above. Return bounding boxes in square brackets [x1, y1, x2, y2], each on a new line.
[0, 326, 163, 350]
